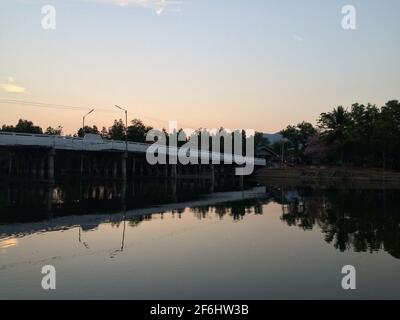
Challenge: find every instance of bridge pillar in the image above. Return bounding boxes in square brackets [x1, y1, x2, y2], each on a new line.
[80, 154, 84, 177]
[92, 157, 98, 177]
[170, 164, 177, 197]
[131, 158, 136, 178]
[46, 183, 54, 214]
[8, 151, 13, 176]
[112, 182, 117, 198]
[14, 155, 19, 177]
[164, 164, 168, 177]
[157, 165, 161, 177]
[32, 158, 38, 179]
[39, 157, 45, 180]
[153, 165, 158, 177]
[121, 152, 127, 181]
[210, 164, 215, 193]
[121, 179, 127, 207]
[113, 159, 118, 179]
[139, 160, 144, 176]
[21, 154, 26, 176]
[48, 148, 55, 181]
[171, 164, 177, 178]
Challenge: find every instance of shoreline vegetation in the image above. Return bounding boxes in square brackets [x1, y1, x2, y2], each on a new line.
[276, 100, 400, 171]
[256, 165, 400, 188]
[2, 99, 400, 172]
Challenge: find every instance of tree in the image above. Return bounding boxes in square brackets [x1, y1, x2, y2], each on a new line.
[271, 141, 283, 156]
[304, 133, 330, 164]
[372, 100, 400, 169]
[100, 126, 109, 139]
[45, 126, 63, 136]
[318, 106, 351, 164]
[347, 103, 379, 165]
[127, 119, 153, 143]
[172, 128, 187, 147]
[254, 132, 270, 148]
[1, 119, 43, 134]
[297, 122, 317, 146]
[280, 122, 316, 162]
[108, 119, 125, 140]
[77, 125, 99, 138]
[1, 124, 14, 132]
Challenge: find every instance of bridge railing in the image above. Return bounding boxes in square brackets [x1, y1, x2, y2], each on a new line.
[0, 132, 266, 165]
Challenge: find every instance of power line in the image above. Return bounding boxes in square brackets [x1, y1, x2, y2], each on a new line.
[0, 98, 205, 129]
[0, 99, 112, 113]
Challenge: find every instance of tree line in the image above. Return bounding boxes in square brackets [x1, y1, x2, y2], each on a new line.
[278, 100, 400, 169]
[0, 118, 266, 155]
[2, 99, 399, 168]
[0, 118, 154, 142]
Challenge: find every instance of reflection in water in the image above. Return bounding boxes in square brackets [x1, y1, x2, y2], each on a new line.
[0, 177, 243, 223]
[1, 180, 399, 259]
[274, 187, 400, 259]
[0, 238, 18, 250]
[78, 227, 90, 249]
[1, 181, 400, 299]
[110, 213, 126, 259]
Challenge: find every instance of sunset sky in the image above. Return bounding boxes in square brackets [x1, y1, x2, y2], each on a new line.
[1, 0, 399, 134]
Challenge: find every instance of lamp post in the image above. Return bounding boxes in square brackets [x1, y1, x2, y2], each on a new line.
[114, 105, 128, 152]
[80, 108, 94, 179]
[82, 108, 95, 137]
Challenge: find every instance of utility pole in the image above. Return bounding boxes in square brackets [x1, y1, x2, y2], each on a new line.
[114, 105, 128, 152]
[82, 108, 95, 137]
[81, 108, 95, 177]
[114, 105, 128, 182]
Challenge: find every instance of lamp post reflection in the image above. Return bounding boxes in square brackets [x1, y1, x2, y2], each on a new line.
[110, 204, 127, 259]
[78, 226, 90, 249]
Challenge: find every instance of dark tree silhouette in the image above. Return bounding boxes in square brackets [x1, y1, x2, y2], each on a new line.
[77, 125, 99, 138]
[1, 119, 43, 134]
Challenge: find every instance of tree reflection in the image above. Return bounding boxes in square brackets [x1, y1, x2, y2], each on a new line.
[278, 187, 400, 259]
[3, 178, 398, 260]
[190, 201, 264, 221]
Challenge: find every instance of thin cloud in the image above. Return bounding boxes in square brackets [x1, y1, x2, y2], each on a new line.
[93, 0, 182, 15]
[2, 84, 26, 93]
[155, 6, 164, 16]
[1, 77, 26, 93]
[292, 34, 304, 42]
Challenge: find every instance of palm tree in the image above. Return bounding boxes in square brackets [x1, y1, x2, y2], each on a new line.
[318, 106, 351, 164]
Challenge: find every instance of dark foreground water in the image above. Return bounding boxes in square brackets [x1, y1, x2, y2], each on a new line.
[0, 181, 400, 299]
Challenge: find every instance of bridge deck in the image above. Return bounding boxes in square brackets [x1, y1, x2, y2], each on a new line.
[0, 132, 266, 166]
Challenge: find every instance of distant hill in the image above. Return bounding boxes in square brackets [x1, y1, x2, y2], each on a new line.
[262, 133, 284, 144]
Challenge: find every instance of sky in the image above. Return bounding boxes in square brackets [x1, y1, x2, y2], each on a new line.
[0, 0, 399, 134]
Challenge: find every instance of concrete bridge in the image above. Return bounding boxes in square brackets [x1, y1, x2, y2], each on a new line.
[0, 132, 266, 191]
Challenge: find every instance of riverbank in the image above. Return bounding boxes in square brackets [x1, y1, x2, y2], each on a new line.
[256, 166, 400, 188]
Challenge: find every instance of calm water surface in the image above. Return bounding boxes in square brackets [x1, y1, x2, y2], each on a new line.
[0, 182, 399, 299]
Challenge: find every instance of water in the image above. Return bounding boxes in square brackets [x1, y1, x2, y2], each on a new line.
[1, 181, 400, 299]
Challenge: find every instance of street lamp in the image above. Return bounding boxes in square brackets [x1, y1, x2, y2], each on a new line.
[80, 108, 94, 177]
[82, 108, 95, 136]
[114, 105, 128, 152]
